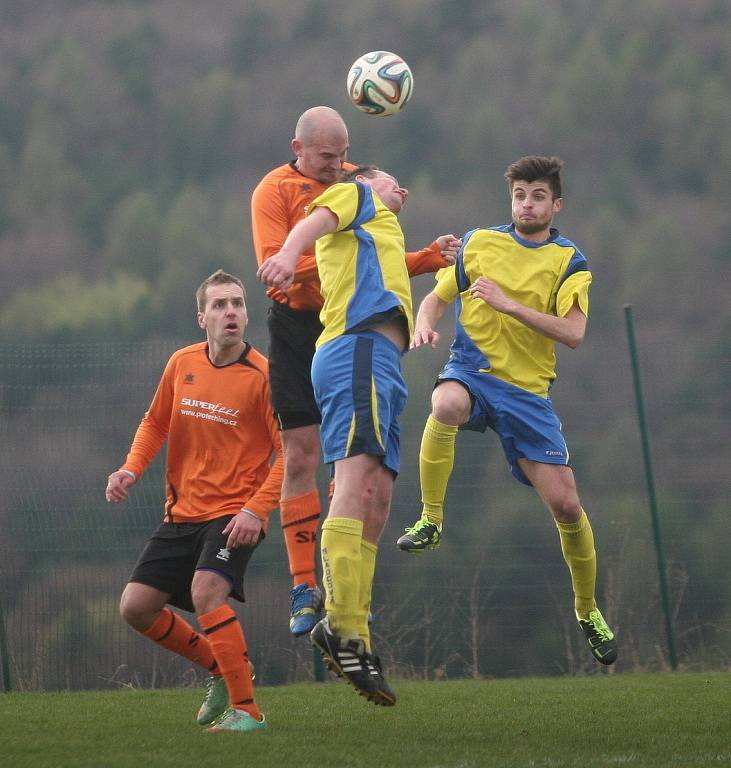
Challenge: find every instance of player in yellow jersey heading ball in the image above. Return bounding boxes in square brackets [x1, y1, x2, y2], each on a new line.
[259, 165, 453, 704]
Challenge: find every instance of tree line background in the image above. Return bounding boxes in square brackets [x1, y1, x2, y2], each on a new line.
[0, 0, 728, 689]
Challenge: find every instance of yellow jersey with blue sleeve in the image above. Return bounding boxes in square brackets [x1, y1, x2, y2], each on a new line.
[434, 224, 591, 398]
[309, 181, 414, 348]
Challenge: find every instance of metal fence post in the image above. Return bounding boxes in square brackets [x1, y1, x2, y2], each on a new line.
[624, 304, 678, 669]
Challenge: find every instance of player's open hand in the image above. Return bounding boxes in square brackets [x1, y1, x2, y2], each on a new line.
[223, 509, 263, 549]
[106, 470, 136, 503]
[436, 234, 461, 265]
[257, 254, 295, 290]
[410, 327, 440, 350]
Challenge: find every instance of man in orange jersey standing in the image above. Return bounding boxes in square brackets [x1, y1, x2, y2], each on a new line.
[251, 105, 460, 636]
[105, 269, 282, 733]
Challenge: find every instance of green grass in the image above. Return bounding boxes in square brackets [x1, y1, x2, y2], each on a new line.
[2, 673, 729, 767]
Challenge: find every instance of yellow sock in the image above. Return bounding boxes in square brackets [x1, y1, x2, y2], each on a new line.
[357, 540, 377, 652]
[320, 517, 363, 640]
[420, 415, 458, 525]
[556, 509, 597, 618]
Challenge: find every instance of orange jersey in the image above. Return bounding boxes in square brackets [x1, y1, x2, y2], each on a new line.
[251, 161, 447, 312]
[121, 342, 283, 526]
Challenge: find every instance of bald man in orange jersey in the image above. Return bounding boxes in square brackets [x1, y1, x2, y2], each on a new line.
[106, 270, 281, 734]
[251, 105, 460, 636]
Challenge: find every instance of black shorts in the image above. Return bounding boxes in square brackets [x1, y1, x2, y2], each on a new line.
[128, 516, 261, 613]
[267, 301, 323, 430]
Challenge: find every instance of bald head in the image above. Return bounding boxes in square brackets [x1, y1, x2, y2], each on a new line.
[292, 106, 349, 184]
[295, 106, 348, 145]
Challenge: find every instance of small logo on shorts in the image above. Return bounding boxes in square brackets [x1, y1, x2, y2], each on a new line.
[545, 450, 564, 457]
[216, 548, 231, 562]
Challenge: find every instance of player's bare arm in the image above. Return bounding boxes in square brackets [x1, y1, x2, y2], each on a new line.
[411, 291, 450, 349]
[469, 277, 587, 348]
[257, 207, 338, 290]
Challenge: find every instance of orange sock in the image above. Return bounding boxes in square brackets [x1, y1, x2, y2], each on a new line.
[141, 608, 218, 674]
[280, 491, 320, 588]
[198, 605, 260, 721]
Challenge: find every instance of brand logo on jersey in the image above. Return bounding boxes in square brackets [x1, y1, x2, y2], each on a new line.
[216, 548, 231, 562]
[545, 449, 564, 457]
[180, 398, 240, 418]
[184, 373, 194, 384]
[301, 183, 312, 192]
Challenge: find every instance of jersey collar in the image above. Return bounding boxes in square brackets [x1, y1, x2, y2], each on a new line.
[508, 223, 560, 248]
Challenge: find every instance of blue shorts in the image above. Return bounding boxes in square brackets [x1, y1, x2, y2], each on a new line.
[438, 363, 570, 486]
[312, 331, 407, 475]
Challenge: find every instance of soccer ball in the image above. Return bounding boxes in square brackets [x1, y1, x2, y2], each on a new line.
[346, 51, 414, 116]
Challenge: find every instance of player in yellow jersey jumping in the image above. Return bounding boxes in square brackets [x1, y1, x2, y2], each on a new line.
[400, 156, 617, 666]
[259, 165, 442, 704]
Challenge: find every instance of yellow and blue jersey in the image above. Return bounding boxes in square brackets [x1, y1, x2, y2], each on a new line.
[309, 181, 413, 348]
[435, 224, 591, 397]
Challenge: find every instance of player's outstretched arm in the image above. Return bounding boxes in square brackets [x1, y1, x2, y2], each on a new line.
[257, 207, 338, 290]
[106, 469, 137, 503]
[411, 291, 450, 349]
[405, 234, 461, 276]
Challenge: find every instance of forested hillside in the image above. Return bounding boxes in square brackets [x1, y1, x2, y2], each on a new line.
[1, 0, 729, 339]
[0, 0, 728, 688]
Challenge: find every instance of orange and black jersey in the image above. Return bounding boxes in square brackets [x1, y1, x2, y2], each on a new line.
[251, 161, 447, 312]
[121, 342, 283, 526]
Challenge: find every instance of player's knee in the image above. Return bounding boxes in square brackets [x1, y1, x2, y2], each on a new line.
[191, 572, 230, 614]
[550, 494, 582, 523]
[191, 590, 221, 616]
[431, 384, 470, 425]
[119, 590, 154, 631]
[338, 470, 380, 508]
[283, 442, 320, 480]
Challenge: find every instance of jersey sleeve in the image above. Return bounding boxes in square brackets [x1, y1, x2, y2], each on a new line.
[556, 249, 591, 318]
[121, 357, 175, 477]
[310, 182, 361, 230]
[557, 270, 591, 317]
[405, 242, 448, 276]
[433, 264, 460, 304]
[251, 176, 290, 267]
[241, 382, 284, 520]
[251, 175, 320, 284]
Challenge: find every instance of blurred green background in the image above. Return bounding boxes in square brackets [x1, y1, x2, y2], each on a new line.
[0, 0, 728, 690]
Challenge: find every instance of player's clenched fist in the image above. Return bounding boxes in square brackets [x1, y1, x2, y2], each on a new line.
[257, 254, 295, 290]
[436, 234, 461, 265]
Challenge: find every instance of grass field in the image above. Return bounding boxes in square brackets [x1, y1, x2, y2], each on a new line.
[2, 672, 729, 768]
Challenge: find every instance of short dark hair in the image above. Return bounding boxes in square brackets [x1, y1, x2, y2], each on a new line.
[342, 164, 381, 182]
[504, 155, 564, 199]
[196, 269, 246, 312]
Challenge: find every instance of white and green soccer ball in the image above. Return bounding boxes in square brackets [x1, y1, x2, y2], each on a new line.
[346, 51, 414, 116]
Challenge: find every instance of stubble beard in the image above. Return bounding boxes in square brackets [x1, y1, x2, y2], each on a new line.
[513, 215, 551, 237]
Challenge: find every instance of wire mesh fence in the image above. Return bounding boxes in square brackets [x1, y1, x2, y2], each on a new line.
[0, 335, 728, 691]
